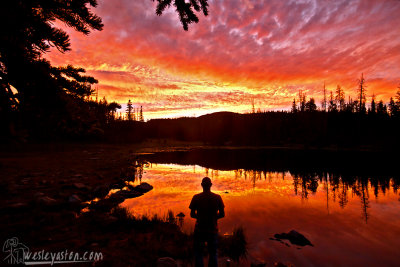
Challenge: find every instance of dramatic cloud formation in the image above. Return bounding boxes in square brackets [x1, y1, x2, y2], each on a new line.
[46, 0, 400, 119]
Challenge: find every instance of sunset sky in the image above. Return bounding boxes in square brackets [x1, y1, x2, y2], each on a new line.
[46, 0, 400, 119]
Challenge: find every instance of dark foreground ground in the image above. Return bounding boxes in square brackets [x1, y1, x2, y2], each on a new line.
[0, 141, 194, 266]
[0, 140, 253, 266]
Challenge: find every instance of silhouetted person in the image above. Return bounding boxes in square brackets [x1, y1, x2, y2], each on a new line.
[189, 177, 225, 267]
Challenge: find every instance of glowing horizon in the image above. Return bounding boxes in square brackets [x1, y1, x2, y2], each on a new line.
[46, 0, 400, 119]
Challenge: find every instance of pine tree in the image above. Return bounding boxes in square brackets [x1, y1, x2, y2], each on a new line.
[139, 106, 144, 122]
[291, 98, 298, 113]
[335, 85, 345, 111]
[299, 90, 306, 112]
[328, 91, 337, 112]
[305, 98, 317, 112]
[389, 97, 399, 117]
[370, 94, 376, 114]
[153, 0, 209, 31]
[377, 100, 387, 115]
[0, 0, 103, 136]
[321, 82, 327, 112]
[357, 73, 367, 113]
[126, 100, 133, 121]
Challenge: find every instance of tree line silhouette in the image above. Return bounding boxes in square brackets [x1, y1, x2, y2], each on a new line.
[1, 1, 399, 147]
[140, 149, 400, 223]
[0, 0, 206, 143]
[134, 74, 400, 148]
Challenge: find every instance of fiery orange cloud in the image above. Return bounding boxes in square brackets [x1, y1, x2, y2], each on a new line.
[46, 0, 400, 119]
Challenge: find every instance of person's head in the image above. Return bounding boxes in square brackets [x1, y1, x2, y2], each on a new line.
[201, 177, 212, 191]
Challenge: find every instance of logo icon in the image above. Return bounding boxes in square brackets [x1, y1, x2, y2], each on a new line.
[3, 237, 29, 264]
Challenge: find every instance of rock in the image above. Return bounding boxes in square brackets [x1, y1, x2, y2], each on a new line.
[113, 190, 143, 199]
[73, 182, 87, 190]
[134, 182, 153, 193]
[93, 185, 109, 198]
[3, 202, 30, 213]
[34, 192, 45, 198]
[68, 194, 82, 204]
[273, 230, 313, 247]
[110, 180, 125, 190]
[37, 196, 58, 207]
[126, 184, 135, 191]
[90, 197, 124, 212]
[156, 257, 177, 267]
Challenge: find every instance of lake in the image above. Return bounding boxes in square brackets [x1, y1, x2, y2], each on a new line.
[121, 149, 400, 266]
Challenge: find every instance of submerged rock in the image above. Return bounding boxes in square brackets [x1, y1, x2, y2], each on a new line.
[134, 182, 153, 193]
[273, 230, 313, 247]
[112, 190, 143, 199]
[88, 182, 152, 212]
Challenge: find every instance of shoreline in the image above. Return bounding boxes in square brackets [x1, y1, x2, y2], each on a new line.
[0, 142, 249, 266]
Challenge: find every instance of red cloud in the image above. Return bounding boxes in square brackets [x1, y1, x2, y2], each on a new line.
[46, 0, 400, 119]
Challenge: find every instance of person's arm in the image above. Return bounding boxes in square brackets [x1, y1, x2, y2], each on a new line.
[190, 208, 197, 219]
[217, 206, 225, 219]
[189, 196, 197, 218]
[217, 195, 225, 219]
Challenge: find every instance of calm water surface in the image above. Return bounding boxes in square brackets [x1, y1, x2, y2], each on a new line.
[121, 150, 400, 266]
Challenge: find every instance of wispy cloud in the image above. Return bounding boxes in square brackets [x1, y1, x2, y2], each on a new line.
[46, 0, 400, 118]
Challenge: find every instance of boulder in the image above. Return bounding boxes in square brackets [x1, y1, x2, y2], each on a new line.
[273, 230, 313, 247]
[114, 190, 143, 199]
[73, 182, 87, 190]
[134, 182, 153, 193]
[90, 197, 123, 212]
[110, 180, 125, 190]
[93, 185, 109, 198]
[68, 194, 82, 204]
[37, 196, 58, 207]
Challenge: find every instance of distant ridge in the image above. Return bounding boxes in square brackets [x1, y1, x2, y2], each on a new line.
[148, 111, 240, 122]
[198, 111, 239, 119]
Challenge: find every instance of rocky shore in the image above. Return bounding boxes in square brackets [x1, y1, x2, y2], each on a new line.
[0, 143, 190, 266]
[0, 142, 251, 266]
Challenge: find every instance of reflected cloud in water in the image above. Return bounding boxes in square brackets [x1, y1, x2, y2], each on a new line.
[121, 159, 400, 266]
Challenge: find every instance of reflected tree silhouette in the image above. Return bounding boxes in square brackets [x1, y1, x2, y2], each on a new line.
[141, 149, 400, 223]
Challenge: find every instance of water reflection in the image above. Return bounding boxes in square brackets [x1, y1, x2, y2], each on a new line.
[121, 150, 400, 266]
[125, 162, 398, 224]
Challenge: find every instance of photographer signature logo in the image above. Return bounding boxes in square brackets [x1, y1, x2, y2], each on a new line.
[3, 237, 29, 264]
[3, 237, 103, 265]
